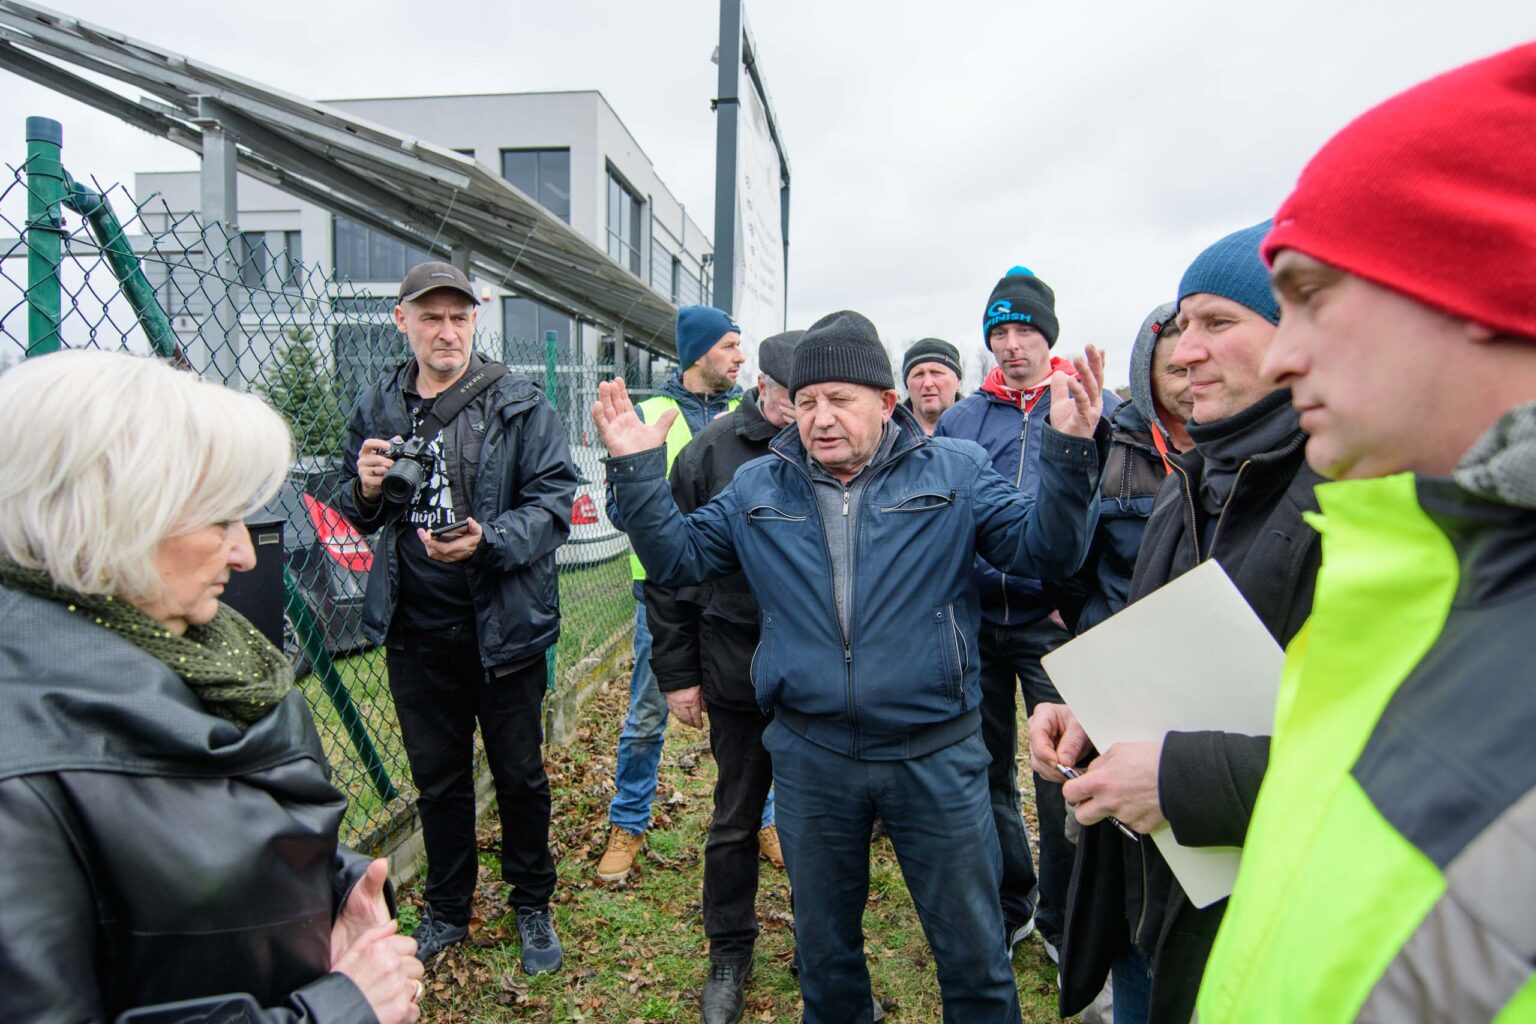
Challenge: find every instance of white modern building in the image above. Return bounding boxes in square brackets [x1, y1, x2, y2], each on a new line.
[135, 90, 712, 392]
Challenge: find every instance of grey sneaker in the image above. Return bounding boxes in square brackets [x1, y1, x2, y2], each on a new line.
[516, 906, 563, 974]
[412, 904, 468, 961]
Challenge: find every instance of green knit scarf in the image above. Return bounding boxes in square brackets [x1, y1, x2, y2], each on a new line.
[0, 558, 293, 731]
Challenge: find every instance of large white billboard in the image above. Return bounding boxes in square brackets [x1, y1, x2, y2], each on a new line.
[731, 62, 786, 344]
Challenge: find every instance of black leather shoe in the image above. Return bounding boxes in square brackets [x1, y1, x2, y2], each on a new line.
[701, 960, 753, 1024]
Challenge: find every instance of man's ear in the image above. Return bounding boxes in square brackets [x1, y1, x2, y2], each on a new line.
[881, 389, 899, 418]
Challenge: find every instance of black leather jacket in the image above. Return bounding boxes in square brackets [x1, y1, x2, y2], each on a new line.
[0, 586, 380, 1023]
[338, 356, 577, 668]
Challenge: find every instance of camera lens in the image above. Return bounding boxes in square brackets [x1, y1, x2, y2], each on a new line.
[381, 459, 426, 504]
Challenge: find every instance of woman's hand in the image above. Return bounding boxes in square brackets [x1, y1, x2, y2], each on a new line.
[332, 919, 424, 1024]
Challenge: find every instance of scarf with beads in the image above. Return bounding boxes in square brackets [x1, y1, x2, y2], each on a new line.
[0, 558, 293, 731]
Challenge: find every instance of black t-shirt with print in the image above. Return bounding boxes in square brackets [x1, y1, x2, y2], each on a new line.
[394, 393, 476, 629]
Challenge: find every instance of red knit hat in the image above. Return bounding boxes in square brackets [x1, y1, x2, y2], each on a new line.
[1262, 42, 1536, 341]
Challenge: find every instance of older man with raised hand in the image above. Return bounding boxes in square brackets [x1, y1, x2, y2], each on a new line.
[1197, 43, 1536, 1024]
[901, 337, 965, 435]
[1031, 222, 1325, 1024]
[642, 330, 805, 1023]
[595, 309, 1106, 1024]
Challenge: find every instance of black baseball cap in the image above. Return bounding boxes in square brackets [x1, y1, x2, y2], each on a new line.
[398, 261, 479, 305]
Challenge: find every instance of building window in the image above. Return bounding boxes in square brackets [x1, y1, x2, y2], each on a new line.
[501, 296, 573, 360]
[282, 231, 303, 291]
[332, 216, 435, 282]
[606, 169, 643, 276]
[238, 232, 268, 290]
[500, 148, 570, 223]
[670, 256, 681, 304]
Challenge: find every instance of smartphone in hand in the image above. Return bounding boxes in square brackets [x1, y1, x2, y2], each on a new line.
[430, 518, 471, 539]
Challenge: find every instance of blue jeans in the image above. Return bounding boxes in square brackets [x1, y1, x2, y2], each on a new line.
[765, 721, 1021, 1024]
[1111, 945, 1153, 1024]
[610, 600, 774, 833]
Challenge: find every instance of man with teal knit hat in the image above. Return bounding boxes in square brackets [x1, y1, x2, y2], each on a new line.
[597, 305, 754, 882]
[936, 266, 1119, 965]
[1029, 220, 1325, 1024]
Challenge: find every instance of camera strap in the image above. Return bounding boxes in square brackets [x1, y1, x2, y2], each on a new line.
[413, 358, 510, 441]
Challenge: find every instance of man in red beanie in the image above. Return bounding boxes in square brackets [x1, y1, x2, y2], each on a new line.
[1198, 42, 1536, 1023]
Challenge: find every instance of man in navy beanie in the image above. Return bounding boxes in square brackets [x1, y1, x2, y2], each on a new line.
[597, 305, 754, 883]
[1030, 221, 1325, 1024]
[936, 266, 1118, 966]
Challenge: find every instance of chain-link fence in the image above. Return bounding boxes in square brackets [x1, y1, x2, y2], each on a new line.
[1, 122, 658, 852]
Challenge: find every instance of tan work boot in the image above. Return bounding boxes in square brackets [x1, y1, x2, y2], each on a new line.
[596, 826, 645, 881]
[758, 825, 785, 870]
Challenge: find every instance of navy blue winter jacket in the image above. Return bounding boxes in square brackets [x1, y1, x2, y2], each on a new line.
[936, 374, 1118, 626]
[606, 407, 1101, 760]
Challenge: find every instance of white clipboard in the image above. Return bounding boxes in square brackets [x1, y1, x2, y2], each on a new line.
[1041, 560, 1284, 907]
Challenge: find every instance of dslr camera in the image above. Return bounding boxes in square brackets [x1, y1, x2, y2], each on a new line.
[379, 436, 434, 504]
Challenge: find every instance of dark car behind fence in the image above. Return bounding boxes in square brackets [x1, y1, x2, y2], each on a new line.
[1, 124, 666, 854]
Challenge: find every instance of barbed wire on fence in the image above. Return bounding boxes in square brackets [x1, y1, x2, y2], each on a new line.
[2, 153, 660, 851]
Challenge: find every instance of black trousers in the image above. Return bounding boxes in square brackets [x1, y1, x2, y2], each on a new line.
[386, 622, 556, 924]
[978, 616, 1072, 947]
[702, 701, 775, 963]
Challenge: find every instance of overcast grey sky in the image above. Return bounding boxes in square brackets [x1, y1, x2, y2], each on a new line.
[2, 1, 1532, 386]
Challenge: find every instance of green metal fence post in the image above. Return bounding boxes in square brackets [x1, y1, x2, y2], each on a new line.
[24, 116, 65, 356]
[66, 182, 178, 359]
[544, 327, 559, 690]
[282, 566, 398, 802]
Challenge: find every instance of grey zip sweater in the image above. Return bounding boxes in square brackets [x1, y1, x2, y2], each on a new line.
[806, 422, 899, 635]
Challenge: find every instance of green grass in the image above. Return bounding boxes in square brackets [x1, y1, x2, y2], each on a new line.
[298, 552, 635, 845]
[404, 667, 1073, 1022]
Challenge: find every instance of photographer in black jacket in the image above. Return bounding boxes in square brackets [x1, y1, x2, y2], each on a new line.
[644, 331, 803, 1023]
[340, 262, 577, 971]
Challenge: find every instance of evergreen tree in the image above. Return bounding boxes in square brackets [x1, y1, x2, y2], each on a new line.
[262, 329, 347, 457]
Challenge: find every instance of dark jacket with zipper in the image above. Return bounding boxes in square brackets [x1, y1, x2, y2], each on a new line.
[1059, 390, 1325, 1024]
[608, 405, 1101, 760]
[1075, 398, 1172, 632]
[0, 586, 381, 1024]
[936, 366, 1118, 626]
[338, 355, 577, 669]
[644, 389, 780, 712]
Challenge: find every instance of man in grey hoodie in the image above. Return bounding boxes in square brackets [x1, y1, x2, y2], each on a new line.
[1073, 304, 1194, 632]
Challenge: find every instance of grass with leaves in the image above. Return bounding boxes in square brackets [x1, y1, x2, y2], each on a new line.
[402, 655, 1073, 1023]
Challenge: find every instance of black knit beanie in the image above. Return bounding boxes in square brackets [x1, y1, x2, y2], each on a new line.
[789, 310, 895, 398]
[982, 266, 1059, 348]
[901, 337, 964, 381]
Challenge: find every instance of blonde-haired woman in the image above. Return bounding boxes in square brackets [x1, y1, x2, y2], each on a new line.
[0, 350, 423, 1024]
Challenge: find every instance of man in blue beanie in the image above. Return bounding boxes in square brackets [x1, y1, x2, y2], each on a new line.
[1029, 221, 1325, 1024]
[597, 305, 752, 882]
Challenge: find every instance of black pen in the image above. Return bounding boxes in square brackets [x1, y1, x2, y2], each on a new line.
[1057, 763, 1139, 842]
